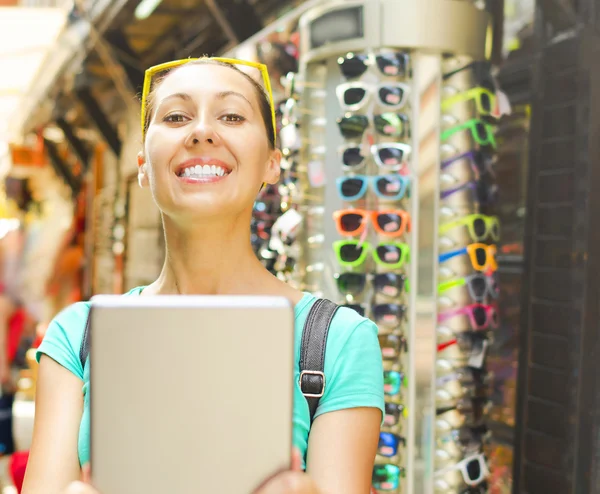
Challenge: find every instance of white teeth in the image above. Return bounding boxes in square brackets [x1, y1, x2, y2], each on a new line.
[180, 164, 229, 178]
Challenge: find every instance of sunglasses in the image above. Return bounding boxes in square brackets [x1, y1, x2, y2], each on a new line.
[333, 240, 410, 269]
[441, 119, 497, 149]
[378, 431, 406, 457]
[440, 214, 500, 242]
[438, 273, 499, 303]
[378, 334, 408, 360]
[384, 402, 407, 427]
[338, 51, 411, 79]
[336, 174, 410, 201]
[335, 272, 407, 298]
[337, 113, 411, 140]
[440, 179, 498, 206]
[442, 87, 497, 117]
[437, 331, 489, 354]
[443, 61, 495, 91]
[372, 463, 406, 491]
[434, 453, 490, 487]
[373, 303, 408, 328]
[333, 209, 412, 238]
[140, 57, 276, 141]
[438, 303, 498, 331]
[441, 150, 496, 179]
[336, 82, 410, 111]
[439, 244, 498, 273]
[339, 143, 411, 171]
[384, 370, 406, 395]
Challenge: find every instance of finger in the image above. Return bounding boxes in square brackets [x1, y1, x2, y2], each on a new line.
[291, 448, 302, 472]
[253, 471, 308, 494]
[81, 463, 91, 484]
[64, 480, 99, 494]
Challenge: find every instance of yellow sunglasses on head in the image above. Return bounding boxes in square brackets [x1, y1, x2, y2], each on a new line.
[140, 57, 277, 141]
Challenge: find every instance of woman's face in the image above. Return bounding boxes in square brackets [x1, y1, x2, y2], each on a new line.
[138, 63, 280, 222]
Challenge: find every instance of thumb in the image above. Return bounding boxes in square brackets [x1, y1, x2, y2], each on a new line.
[291, 448, 303, 472]
[81, 463, 91, 484]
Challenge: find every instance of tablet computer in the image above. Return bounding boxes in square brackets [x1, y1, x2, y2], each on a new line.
[89, 295, 294, 494]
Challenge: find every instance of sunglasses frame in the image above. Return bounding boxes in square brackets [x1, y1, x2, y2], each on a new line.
[439, 243, 498, 272]
[434, 452, 490, 487]
[333, 208, 412, 238]
[141, 57, 276, 141]
[442, 87, 497, 117]
[333, 240, 411, 269]
[338, 50, 412, 79]
[439, 213, 500, 242]
[336, 113, 411, 141]
[336, 174, 411, 201]
[441, 118, 497, 149]
[339, 143, 412, 172]
[438, 303, 498, 331]
[336, 81, 411, 111]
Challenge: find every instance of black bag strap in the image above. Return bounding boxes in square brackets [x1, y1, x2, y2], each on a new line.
[299, 298, 339, 424]
[79, 298, 339, 424]
[79, 311, 91, 370]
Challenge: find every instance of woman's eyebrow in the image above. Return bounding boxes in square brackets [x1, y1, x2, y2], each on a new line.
[217, 90, 253, 108]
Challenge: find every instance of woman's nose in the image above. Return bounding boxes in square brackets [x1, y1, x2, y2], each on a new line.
[186, 116, 219, 146]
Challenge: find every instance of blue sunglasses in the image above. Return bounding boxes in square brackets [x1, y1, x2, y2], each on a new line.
[378, 432, 407, 457]
[336, 174, 410, 202]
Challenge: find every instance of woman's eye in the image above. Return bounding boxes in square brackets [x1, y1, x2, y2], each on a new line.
[222, 113, 245, 123]
[164, 113, 187, 123]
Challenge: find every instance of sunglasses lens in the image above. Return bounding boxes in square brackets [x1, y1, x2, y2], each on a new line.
[373, 464, 401, 488]
[342, 147, 365, 168]
[475, 247, 487, 267]
[472, 218, 486, 238]
[378, 432, 400, 457]
[384, 402, 403, 426]
[339, 212, 364, 233]
[373, 273, 405, 297]
[374, 176, 404, 198]
[472, 306, 487, 326]
[384, 371, 404, 394]
[338, 54, 369, 79]
[481, 92, 491, 112]
[378, 334, 405, 359]
[374, 113, 405, 137]
[336, 273, 365, 295]
[337, 115, 369, 139]
[378, 86, 405, 107]
[376, 146, 405, 167]
[492, 220, 500, 239]
[490, 273, 500, 297]
[340, 177, 365, 199]
[342, 87, 367, 107]
[342, 304, 366, 317]
[475, 122, 488, 141]
[376, 245, 404, 266]
[374, 304, 405, 327]
[466, 458, 482, 481]
[470, 276, 487, 299]
[376, 53, 408, 76]
[339, 243, 364, 263]
[376, 212, 403, 234]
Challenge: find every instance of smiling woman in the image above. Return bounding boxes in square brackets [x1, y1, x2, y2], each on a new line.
[24, 57, 385, 494]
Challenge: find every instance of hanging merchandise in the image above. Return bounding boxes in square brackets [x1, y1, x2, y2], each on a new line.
[434, 57, 506, 494]
[293, 1, 493, 492]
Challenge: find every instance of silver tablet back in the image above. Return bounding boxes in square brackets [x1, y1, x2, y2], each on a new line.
[89, 295, 294, 494]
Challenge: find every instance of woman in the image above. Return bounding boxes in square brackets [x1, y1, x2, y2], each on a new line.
[22, 58, 384, 494]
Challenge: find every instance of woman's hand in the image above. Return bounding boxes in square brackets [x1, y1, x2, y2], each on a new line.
[62, 465, 99, 494]
[252, 449, 320, 494]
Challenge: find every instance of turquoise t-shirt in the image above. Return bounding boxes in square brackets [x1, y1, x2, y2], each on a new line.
[36, 288, 384, 467]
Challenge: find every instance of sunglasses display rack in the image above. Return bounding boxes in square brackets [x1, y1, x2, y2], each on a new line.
[433, 57, 504, 493]
[293, 1, 491, 493]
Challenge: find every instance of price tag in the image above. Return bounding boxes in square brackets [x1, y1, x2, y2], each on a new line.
[468, 339, 489, 369]
[494, 89, 512, 118]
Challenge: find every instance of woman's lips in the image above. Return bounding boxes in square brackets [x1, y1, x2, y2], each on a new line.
[177, 174, 229, 184]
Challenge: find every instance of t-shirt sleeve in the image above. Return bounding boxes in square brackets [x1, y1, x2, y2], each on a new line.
[315, 314, 384, 421]
[36, 302, 90, 381]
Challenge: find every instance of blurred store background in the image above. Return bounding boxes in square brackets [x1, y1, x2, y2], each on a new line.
[0, 0, 598, 493]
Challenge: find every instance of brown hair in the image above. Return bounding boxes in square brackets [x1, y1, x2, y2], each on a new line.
[142, 58, 276, 149]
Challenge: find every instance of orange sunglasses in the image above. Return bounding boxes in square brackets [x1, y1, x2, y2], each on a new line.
[439, 243, 497, 272]
[333, 209, 412, 238]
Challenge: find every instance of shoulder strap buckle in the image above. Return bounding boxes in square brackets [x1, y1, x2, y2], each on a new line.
[299, 370, 326, 398]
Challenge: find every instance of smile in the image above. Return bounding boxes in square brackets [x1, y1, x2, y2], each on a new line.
[178, 164, 230, 178]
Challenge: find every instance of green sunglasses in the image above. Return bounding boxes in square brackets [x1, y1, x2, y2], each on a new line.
[333, 240, 410, 269]
[441, 118, 497, 149]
